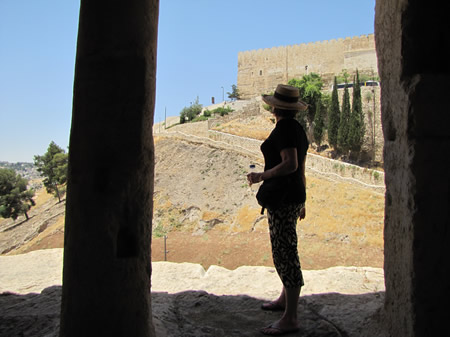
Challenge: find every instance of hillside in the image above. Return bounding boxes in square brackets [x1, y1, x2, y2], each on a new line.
[152, 135, 384, 269]
[0, 112, 385, 270]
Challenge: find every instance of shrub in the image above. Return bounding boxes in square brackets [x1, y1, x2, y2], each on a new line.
[179, 96, 203, 123]
[211, 106, 233, 116]
[192, 115, 209, 122]
[373, 171, 380, 181]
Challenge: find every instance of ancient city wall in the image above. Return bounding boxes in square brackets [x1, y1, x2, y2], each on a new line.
[236, 34, 382, 162]
[238, 34, 377, 99]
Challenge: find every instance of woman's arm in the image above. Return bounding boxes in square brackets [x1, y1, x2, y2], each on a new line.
[247, 147, 297, 185]
[300, 155, 306, 187]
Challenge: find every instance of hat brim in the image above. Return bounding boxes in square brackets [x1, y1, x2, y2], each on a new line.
[262, 94, 308, 111]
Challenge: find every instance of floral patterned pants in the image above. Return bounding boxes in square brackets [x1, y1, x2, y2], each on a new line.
[267, 203, 305, 288]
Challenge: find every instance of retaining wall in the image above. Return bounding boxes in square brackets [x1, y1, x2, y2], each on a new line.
[207, 130, 385, 191]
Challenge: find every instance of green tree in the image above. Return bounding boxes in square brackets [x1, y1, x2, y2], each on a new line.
[288, 73, 323, 125]
[328, 77, 341, 149]
[336, 69, 351, 85]
[0, 168, 35, 220]
[34, 141, 68, 202]
[337, 83, 351, 152]
[313, 97, 325, 146]
[179, 110, 187, 124]
[348, 70, 365, 154]
[227, 84, 240, 101]
[179, 96, 203, 123]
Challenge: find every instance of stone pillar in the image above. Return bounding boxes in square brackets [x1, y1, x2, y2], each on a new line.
[60, 1, 159, 336]
[375, 1, 450, 336]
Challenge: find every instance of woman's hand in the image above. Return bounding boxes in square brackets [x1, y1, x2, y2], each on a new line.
[247, 172, 263, 186]
[299, 207, 306, 221]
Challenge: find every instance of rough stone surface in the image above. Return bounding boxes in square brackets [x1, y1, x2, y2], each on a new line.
[0, 249, 63, 294]
[0, 249, 387, 337]
[375, 1, 450, 336]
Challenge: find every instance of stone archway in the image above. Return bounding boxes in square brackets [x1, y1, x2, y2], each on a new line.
[59, 1, 449, 337]
[375, 1, 449, 336]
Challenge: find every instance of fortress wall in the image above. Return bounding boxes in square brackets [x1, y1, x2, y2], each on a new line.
[237, 34, 381, 162]
[238, 47, 288, 98]
[287, 39, 346, 81]
[238, 34, 377, 99]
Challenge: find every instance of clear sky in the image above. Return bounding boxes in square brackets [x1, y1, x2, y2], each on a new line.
[0, 0, 375, 163]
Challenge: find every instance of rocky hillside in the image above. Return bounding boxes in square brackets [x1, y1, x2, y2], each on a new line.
[0, 187, 64, 255]
[1, 108, 385, 270]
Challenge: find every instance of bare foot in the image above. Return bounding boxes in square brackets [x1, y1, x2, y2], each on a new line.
[261, 301, 285, 311]
[260, 321, 300, 335]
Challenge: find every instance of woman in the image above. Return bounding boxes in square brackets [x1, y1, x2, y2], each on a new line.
[247, 84, 308, 336]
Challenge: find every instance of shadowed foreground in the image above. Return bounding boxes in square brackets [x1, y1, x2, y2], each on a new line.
[0, 249, 386, 337]
[0, 287, 385, 337]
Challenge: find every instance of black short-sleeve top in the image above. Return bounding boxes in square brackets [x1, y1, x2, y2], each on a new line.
[260, 118, 309, 204]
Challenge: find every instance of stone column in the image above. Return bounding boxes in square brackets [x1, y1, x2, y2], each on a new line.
[60, 1, 159, 336]
[375, 1, 450, 336]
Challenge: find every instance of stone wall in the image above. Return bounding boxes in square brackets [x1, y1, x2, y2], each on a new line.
[207, 99, 261, 129]
[238, 34, 378, 99]
[207, 129, 385, 191]
[208, 130, 263, 156]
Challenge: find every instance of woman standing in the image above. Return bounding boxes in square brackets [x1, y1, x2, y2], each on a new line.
[247, 84, 308, 336]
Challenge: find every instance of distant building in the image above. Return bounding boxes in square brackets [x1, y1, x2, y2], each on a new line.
[237, 34, 378, 99]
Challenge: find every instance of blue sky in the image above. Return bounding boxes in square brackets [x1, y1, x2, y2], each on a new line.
[0, 0, 375, 163]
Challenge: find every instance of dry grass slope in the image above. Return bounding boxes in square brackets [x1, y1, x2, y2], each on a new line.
[1, 114, 385, 270]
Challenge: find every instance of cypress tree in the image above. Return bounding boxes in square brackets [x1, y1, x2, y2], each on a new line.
[328, 77, 340, 149]
[313, 97, 325, 146]
[338, 83, 351, 152]
[349, 70, 365, 153]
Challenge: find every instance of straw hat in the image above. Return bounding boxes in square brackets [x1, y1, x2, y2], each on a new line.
[262, 84, 308, 111]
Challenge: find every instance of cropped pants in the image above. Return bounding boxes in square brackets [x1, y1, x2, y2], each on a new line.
[267, 203, 304, 288]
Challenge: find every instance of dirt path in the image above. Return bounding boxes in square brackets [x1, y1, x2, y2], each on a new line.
[16, 227, 383, 271]
[151, 230, 383, 270]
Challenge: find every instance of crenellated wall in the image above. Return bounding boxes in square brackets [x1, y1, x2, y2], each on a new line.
[238, 34, 377, 99]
